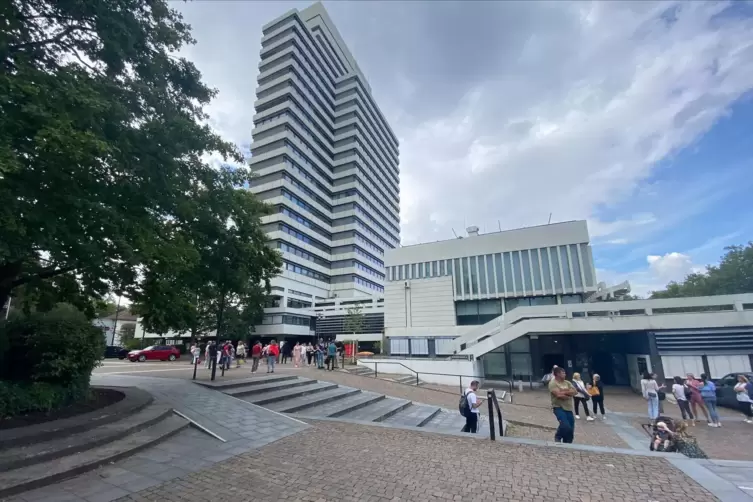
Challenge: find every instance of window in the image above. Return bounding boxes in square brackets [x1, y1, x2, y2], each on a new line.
[541, 248, 553, 292]
[410, 338, 429, 355]
[581, 243, 594, 287]
[434, 338, 455, 355]
[503, 252, 514, 293]
[461, 257, 470, 295]
[390, 338, 409, 355]
[570, 244, 583, 288]
[550, 247, 562, 292]
[456, 300, 502, 325]
[453, 258, 462, 296]
[469, 256, 478, 295]
[440, 260, 446, 276]
[530, 249, 542, 291]
[560, 246, 573, 290]
[494, 253, 504, 294]
[478, 255, 488, 295]
[521, 250, 532, 294]
[512, 251, 524, 293]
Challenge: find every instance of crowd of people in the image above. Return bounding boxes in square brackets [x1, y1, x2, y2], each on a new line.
[188, 338, 345, 374]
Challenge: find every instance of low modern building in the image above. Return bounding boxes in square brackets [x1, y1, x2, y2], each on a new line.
[371, 221, 753, 389]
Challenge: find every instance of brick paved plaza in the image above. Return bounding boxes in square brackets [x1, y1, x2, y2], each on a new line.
[116, 420, 716, 502]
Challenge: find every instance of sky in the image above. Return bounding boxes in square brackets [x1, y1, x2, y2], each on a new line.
[174, 0, 753, 298]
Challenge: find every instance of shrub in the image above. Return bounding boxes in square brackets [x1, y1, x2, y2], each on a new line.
[124, 338, 143, 351]
[0, 381, 84, 418]
[0, 304, 104, 414]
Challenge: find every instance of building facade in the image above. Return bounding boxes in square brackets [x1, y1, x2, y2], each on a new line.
[377, 221, 753, 389]
[384, 221, 598, 354]
[248, 3, 399, 339]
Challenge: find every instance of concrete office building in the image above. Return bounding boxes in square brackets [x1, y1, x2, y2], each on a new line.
[373, 221, 753, 389]
[248, 3, 400, 339]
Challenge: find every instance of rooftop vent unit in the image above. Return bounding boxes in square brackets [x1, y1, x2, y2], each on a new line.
[466, 225, 479, 237]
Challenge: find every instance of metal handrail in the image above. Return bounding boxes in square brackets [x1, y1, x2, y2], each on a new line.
[487, 388, 505, 440]
[368, 360, 488, 394]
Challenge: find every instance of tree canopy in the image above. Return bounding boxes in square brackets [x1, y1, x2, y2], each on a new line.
[0, 0, 280, 330]
[650, 243, 753, 299]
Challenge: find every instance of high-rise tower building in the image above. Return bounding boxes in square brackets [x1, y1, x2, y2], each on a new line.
[249, 3, 400, 340]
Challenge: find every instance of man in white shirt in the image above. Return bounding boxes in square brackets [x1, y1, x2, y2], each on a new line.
[462, 380, 483, 433]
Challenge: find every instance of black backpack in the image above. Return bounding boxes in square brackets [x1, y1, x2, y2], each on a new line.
[458, 391, 469, 416]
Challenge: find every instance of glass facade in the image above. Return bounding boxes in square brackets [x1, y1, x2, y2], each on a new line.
[385, 243, 596, 299]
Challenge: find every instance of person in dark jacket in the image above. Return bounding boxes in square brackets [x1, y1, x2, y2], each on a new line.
[589, 373, 606, 420]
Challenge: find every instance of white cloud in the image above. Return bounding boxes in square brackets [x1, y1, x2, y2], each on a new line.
[173, 1, 753, 250]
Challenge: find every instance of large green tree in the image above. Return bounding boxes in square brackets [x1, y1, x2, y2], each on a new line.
[650, 243, 753, 298]
[0, 0, 241, 310]
[130, 167, 281, 339]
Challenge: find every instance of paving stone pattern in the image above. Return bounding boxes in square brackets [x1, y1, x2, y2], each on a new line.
[113, 420, 718, 502]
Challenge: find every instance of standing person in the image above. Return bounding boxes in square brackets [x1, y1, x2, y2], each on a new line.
[305, 342, 314, 366]
[189, 343, 199, 365]
[204, 341, 213, 369]
[642, 372, 663, 421]
[282, 340, 293, 365]
[293, 342, 302, 368]
[589, 373, 606, 420]
[672, 376, 695, 425]
[699, 373, 721, 427]
[685, 373, 710, 425]
[235, 341, 246, 368]
[461, 380, 482, 433]
[316, 339, 325, 369]
[733, 375, 753, 423]
[266, 340, 279, 373]
[250, 340, 262, 374]
[549, 367, 577, 444]
[327, 339, 337, 371]
[571, 373, 593, 421]
[279, 340, 286, 364]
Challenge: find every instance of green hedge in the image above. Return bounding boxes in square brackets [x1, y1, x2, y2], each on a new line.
[0, 304, 104, 418]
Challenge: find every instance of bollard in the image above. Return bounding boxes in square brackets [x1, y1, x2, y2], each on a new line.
[487, 390, 496, 441]
[192, 355, 199, 380]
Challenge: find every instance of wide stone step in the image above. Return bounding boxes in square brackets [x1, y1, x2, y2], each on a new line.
[223, 378, 314, 397]
[394, 375, 419, 385]
[382, 404, 441, 428]
[337, 398, 412, 423]
[0, 403, 173, 472]
[266, 387, 362, 413]
[0, 414, 188, 498]
[196, 374, 298, 391]
[0, 387, 154, 449]
[299, 392, 387, 418]
[351, 367, 374, 376]
[245, 382, 339, 406]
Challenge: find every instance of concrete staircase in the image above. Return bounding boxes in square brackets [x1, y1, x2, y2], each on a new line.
[347, 366, 422, 386]
[199, 375, 492, 436]
[0, 387, 188, 498]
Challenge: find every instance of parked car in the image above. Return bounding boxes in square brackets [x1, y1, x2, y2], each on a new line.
[715, 372, 753, 408]
[128, 345, 181, 362]
[104, 345, 128, 359]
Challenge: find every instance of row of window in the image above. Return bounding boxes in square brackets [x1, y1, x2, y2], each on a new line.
[288, 289, 312, 298]
[283, 260, 330, 283]
[387, 244, 595, 297]
[279, 223, 328, 253]
[356, 219, 393, 250]
[354, 246, 384, 267]
[353, 261, 385, 279]
[278, 241, 329, 268]
[287, 297, 312, 309]
[261, 20, 398, 158]
[286, 136, 399, 216]
[261, 314, 312, 326]
[354, 276, 384, 293]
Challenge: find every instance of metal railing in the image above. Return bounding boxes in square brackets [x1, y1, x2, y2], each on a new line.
[487, 388, 505, 439]
[368, 360, 497, 395]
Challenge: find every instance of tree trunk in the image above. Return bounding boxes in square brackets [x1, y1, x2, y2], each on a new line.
[0, 260, 24, 311]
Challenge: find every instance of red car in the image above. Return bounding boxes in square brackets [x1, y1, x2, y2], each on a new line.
[128, 345, 181, 362]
